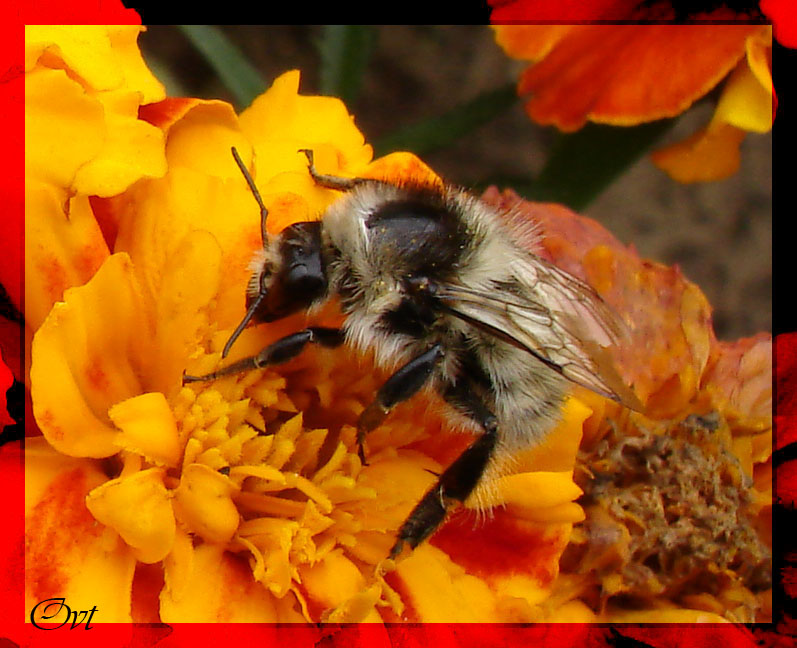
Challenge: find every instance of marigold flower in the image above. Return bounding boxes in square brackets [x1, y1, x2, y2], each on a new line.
[492, 25, 773, 183]
[24, 25, 770, 625]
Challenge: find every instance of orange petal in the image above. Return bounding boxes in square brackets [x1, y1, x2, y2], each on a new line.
[30, 253, 152, 457]
[86, 467, 176, 564]
[651, 121, 748, 183]
[480, 472, 583, 518]
[160, 542, 280, 622]
[147, 229, 224, 395]
[26, 437, 137, 622]
[517, 25, 758, 131]
[703, 333, 773, 433]
[25, 179, 110, 331]
[492, 25, 576, 62]
[431, 507, 571, 593]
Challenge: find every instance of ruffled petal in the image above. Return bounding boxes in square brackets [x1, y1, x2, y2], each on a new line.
[25, 179, 110, 331]
[160, 542, 282, 622]
[86, 467, 176, 564]
[72, 88, 167, 197]
[26, 438, 137, 622]
[25, 25, 164, 102]
[387, 544, 498, 621]
[110, 392, 184, 467]
[30, 253, 152, 457]
[714, 54, 773, 134]
[651, 121, 748, 183]
[25, 67, 106, 190]
[173, 463, 240, 544]
[514, 26, 758, 131]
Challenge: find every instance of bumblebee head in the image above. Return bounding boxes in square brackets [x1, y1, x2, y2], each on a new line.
[221, 146, 329, 359]
[249, 221, 328, 322]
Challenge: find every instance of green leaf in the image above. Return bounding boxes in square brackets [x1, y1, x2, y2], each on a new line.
[527, 119, 677, 210]
[373, 83, 518, 158]
[177, 25, 267, 109]
[317, 26, 378, 106]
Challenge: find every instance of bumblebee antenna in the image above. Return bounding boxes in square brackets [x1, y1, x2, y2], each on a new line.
[220, 147, 270, 359]
[231, 146, 268, 246]
[221, 291, 265, 359]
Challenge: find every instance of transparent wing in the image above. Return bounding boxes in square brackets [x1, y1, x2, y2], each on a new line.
[438, 255, 641, 410]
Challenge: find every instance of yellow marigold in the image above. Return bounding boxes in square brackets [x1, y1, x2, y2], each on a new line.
[492, 25, 773, 183]
[25, 51, 589, 621]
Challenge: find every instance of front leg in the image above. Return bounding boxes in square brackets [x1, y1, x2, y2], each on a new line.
[299, 149, 363, 192]
[390, 380, 498, 559]
[356, 344, 443, 464]
[183, 327, 345, 383]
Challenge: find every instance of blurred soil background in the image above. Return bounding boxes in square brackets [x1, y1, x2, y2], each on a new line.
[139, 25, 772, 342]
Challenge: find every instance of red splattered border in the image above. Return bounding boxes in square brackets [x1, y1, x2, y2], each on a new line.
[1, 3, 791, 647]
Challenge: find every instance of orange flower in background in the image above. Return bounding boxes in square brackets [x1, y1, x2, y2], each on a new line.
[23, 25, 770, 626]
[492, 25, 773, 183]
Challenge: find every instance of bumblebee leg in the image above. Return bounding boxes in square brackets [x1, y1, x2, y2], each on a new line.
[183, 327, 345, 383]
[356, 344, 443, 465]
[299, 149, 362, 192]
[389, 380, 498, 559]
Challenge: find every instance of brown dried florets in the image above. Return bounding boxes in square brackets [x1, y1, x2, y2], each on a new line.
[563, 411, 771, 621]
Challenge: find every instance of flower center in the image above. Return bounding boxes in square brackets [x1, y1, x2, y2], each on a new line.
[175, 344, 440, 618]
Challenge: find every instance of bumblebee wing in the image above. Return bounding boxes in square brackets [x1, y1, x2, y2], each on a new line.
[438, 256, 641, 410]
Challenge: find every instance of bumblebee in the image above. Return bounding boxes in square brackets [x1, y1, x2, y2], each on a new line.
[185, 148, 638, 558]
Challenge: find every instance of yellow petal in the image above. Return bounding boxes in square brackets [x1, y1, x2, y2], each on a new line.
[300, 549, 368, 615]
[160, 543, 280, 622]
[25, 66, 105, 189]
[86, 467, 176, 564]
[173, 463, 240, 543]
[110, 392, 183, 467]
[73, 88, 167, 196]
[149, 229, 224, 395]
[114, 168, 254, 338]
[106, 25, 166, 104]
[163, 99, 249, 177]
[391, 544, 497, 621]
[24, 178, 110, 331]
[745, 27, 772, 94]
[475, 471, 582, 511]
[239, 70, 373, 200]
[26, 437, 137, 622]
[509, 395, 591, 472]
[31, 253, 152, 457]
[25, 25, 164, 102]
[714, 58, 773, 134]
